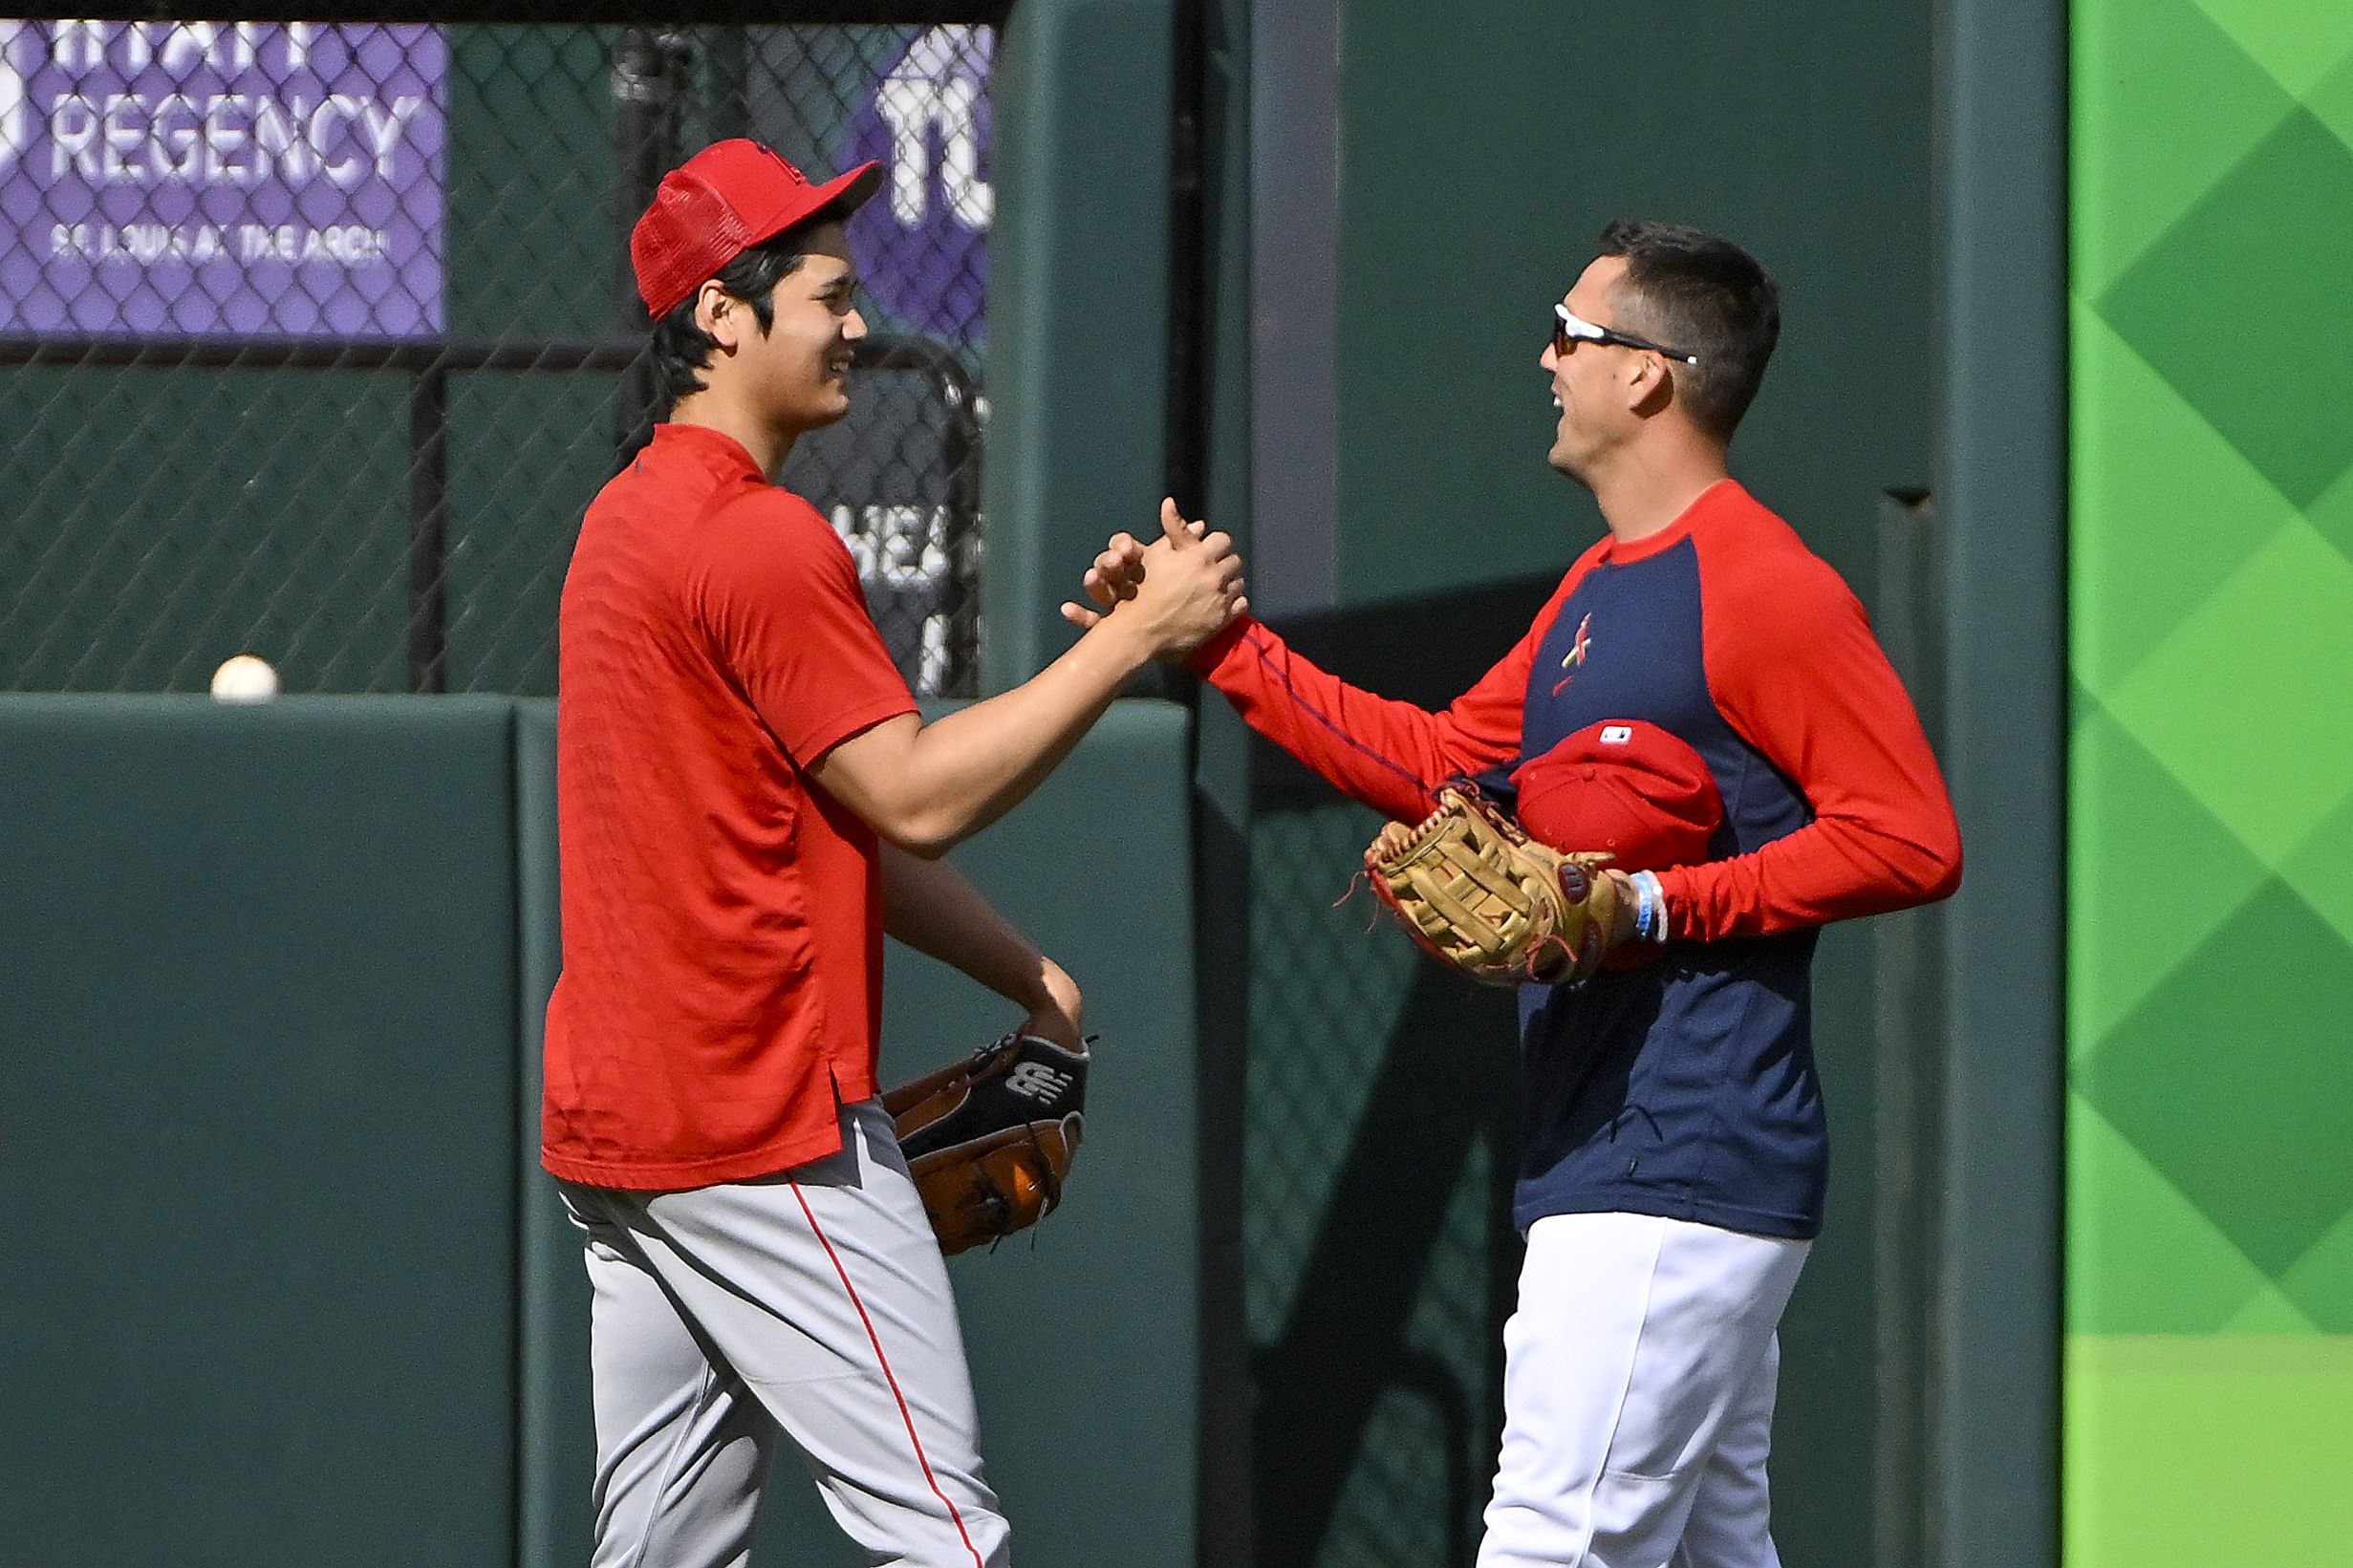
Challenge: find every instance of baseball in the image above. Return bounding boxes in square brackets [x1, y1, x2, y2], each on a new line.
[209, 654, 282, 703]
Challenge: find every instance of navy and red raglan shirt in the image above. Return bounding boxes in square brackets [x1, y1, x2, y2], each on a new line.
[1194, 480, 1961, 1239]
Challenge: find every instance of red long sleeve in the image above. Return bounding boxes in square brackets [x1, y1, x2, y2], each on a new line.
[1189, 567, 1587, 823]
[1656, 527, 1961, 940]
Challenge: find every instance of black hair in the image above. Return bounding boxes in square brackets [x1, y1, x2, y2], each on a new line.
[645, 230, 815, 410]
[1594, 219, 1781, 442]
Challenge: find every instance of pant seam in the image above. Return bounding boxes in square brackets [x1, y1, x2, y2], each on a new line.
[617, 1361, 725, 1568]
[1579, 1215, 1670, 1563]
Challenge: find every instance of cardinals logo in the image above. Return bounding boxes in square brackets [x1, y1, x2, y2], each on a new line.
[1551, 613, 1594, 697]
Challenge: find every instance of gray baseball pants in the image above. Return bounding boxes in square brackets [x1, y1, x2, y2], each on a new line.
[558, 1098, 1010, 1568]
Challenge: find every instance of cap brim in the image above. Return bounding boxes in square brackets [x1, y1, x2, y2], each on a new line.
[814, 161, 884, 221]
[750, 161, 883, 249]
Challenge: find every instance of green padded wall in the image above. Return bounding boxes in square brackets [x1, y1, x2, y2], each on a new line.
[0, 695, 1200, 1566]
[512, 699, 1203, 1568]
[2069, 2, 2353, 1560]
[514, 699, 590, 1568]
[0, 696, 522, 1567]
[982, 0, 1173, 692]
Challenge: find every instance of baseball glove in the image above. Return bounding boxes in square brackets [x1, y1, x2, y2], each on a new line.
[881, 1031, 1090, 1256]
[1365, 786, 1624, 987]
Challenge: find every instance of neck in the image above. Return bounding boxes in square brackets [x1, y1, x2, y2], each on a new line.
[1586, 431, 1732, 544]
[668, 392, 799, 481]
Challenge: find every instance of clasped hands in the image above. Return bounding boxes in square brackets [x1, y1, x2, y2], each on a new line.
[1057, 499, 1242, 660]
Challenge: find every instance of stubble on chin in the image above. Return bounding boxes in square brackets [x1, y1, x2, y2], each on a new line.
[1545, 421, 1582, 481]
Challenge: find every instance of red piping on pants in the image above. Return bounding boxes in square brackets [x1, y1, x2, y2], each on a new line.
[791, 1182, 985, 1568]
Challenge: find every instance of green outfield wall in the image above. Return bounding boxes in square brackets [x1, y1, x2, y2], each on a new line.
[2068, 2, 2353, 1559]
[0, 695, 1201, 1568]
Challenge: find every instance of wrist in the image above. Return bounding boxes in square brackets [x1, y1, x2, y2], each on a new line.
[1185, 613, 1251, 676]
[1020, 954, 1078, 1008]
[1083, 612, 1156, 677]
[1630, 870, 1671, 944]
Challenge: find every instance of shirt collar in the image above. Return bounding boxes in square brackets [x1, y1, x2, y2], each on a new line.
[645, 421, 764, 483]
[1597, 477, 1745, 565]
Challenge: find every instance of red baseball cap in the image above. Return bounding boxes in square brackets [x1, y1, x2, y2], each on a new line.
[1510, 720, 1723, 870]
[629, 139, 883, 320]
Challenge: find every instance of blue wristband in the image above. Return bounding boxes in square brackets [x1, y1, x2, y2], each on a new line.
[1631, 871, 1669, 944]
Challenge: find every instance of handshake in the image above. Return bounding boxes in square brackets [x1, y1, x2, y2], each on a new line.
[1054, 498, 1245, 663]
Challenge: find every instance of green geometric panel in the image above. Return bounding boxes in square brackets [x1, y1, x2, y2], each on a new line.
[2192, 0, 2353, 96]
[2310, 44, 2353, 151]
[2063, 1335, 2353, 1568]
[2071, 0, 2298, 294]
[2219, 1284, 2321, 1334]
[2097, 110, 2353, 507]
[2280, 788, 2353, 946]
[2102, 523, 2353, 864]
[2279, 1207, 2353, 1333]
[2068, 702, 2272, 1053]
[2068, 302, 2300, 696]
[2306, 451, 2353, 568]
[2066, 1095, 2275, 1333]
[2075, 881, 2353, 1278]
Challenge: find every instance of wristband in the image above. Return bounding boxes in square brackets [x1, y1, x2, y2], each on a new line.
[1630, 871, 1670, 944]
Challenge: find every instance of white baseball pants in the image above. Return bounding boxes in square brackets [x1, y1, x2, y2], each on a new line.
[558, 1099, 1010, 1568]
[1479, 1212, 1810, 1568]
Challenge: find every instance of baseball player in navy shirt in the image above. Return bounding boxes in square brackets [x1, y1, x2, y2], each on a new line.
[1071, 220, 1962, 1565]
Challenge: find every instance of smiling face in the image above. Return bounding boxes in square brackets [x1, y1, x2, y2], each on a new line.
[1538, 252, 1655, 482]
[695, 219, 867, 438]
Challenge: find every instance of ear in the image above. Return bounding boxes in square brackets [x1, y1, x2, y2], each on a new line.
[1626, 354, 1674, 419]
[694, 281, 740, 352]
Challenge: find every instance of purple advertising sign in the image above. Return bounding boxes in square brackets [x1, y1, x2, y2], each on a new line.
[0, 20, 445, 336]
[843, 26, 990, 343]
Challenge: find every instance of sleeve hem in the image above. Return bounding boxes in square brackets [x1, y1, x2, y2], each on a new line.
[1187, 613, 1256, 678]
[790, 694, 920, 768]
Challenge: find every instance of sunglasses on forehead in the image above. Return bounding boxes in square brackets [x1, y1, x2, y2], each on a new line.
[1552, 304, 1699, 366]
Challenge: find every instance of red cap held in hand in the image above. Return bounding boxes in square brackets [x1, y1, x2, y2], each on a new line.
[1510, 720, 1723, 870]
[629, 139, 882, 320]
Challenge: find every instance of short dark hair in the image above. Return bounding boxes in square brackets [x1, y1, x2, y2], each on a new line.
[646, 230, 814, 409]
[1595, 219, 1780, 441]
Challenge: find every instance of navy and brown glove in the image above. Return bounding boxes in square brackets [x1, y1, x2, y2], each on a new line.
[881, 1031, 1090, 1255]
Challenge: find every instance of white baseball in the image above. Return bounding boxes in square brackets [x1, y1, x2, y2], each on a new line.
[210, 654, 282, 702]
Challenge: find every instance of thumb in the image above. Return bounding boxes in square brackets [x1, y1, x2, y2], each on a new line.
[1160, 496, 1192, 546]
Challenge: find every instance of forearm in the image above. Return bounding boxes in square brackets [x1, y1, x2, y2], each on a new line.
[1193, 618, 1524, 822]
[1657, 810, 1962, 942]
[879, 845, 1058, 1008]
[895, 621, 1150, 851]
[822, 619, 1151, 856]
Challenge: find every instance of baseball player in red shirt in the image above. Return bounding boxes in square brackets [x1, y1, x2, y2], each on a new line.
[1072, 221, 1962, 1565]
[542, 140, 1244, 1567]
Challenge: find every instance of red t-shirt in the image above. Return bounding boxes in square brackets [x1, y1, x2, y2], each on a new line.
[541, 423, 917, 1189]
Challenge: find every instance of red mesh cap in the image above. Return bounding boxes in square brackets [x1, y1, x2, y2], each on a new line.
[1510, 720, 1724, 871]
[629, 139, 882, 320]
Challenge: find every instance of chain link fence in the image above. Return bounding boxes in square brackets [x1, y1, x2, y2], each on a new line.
[1248, 798, 1520, 1567]
[0, 16, 991, 696]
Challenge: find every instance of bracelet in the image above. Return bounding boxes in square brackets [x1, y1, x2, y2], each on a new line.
[1630, 871, 1670, 944]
